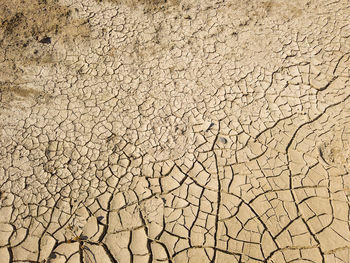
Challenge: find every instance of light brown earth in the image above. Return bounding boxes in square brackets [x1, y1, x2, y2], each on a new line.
[0, 0, 350, 262]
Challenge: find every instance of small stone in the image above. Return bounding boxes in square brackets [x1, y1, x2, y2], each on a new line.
[206, 123, 214, 132]
[39, 37, 51, 44]
[220, 137, 227, 144]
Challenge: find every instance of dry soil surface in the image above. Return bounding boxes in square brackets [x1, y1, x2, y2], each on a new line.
[1, 0, 350, 262]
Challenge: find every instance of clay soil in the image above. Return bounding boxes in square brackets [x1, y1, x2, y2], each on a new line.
[1, 0, 350, 262]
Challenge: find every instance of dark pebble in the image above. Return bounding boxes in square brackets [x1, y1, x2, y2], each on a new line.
[206, 123, 214, 132]
[39, 36, 51, 44]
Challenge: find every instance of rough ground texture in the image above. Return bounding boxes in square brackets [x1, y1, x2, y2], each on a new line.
[0, 0, 350, 262]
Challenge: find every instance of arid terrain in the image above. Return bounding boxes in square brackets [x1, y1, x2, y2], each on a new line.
[1, 0, 350, 262]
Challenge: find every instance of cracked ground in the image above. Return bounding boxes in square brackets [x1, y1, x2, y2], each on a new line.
[0, 0, 350, 262]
